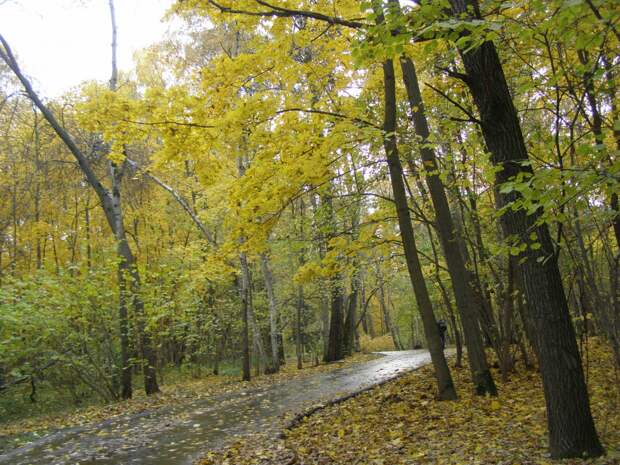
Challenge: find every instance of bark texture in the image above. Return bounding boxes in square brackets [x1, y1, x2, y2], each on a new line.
[449, 0, 602, 456]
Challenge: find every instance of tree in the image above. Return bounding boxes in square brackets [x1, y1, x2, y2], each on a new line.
[444, 0, 603, 457]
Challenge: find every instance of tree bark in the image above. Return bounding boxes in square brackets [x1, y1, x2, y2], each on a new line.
[238, 271, 251, 381]
[260, 253, 280, 373]
[449, 0, 602, 456]
[107, 0, 158, 396]
[376, 32, 456, 399]
[398, 51, 496, 395]
[323, 194, 346, 362]
[296, 286, 304, 369]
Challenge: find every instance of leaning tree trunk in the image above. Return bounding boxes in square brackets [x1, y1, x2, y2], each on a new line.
[449, 0, 603, 457]
[385, 0, 496, 396]
[377, 43, 457, 399]
[0, 17, 161, 398]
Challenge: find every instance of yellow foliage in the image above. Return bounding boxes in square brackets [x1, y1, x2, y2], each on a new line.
[359, 334, 397, 352]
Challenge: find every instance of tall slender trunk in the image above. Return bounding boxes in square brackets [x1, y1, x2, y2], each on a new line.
[392, 7, 495, 393]
[112, 165, 159, 395]
[374, 21, 456, 399]
[296, 286, 304, 369]
[33, 108, 42, 270]
[260, 253, 280, 373]
[325, 282, 345, 362]
[240, 251, 264, 375]
[323, 194, 346, 362]
[310, 194, 331, 356]
[343, 284, 359, 355]
[449, 0, 602, 456]
[426, 221, 463, 367]
[576, 50, 620, 251]
[108, 0, 158, 396]
[85, 195, 92, 270]
[239, 273, 251, 381]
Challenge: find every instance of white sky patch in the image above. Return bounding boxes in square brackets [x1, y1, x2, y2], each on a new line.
[0, 0, 175, 97]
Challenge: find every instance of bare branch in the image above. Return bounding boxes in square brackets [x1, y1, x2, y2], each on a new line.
[126, 158, 216, 245]
[424, 82, 482, 125]
[275, 107, 380, 129]
[192, 0, 368, 29]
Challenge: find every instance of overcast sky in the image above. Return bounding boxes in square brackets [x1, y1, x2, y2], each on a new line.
[0, 0, 175, 97]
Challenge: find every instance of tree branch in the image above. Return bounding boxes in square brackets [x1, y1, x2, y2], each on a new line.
[126, 158, 216, 245]
[0, 33, 113, 213]
[195, 0, 368, 29]
[275, 107, 380, 129]
[424, 82, 481, 125]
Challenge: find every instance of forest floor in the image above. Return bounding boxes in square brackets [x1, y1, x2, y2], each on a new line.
[199, 338, 620, 465]
[0, 352, 377, 452]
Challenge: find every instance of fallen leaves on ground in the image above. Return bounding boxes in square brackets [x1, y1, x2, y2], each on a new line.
[199, 339, 619, 465]
[0, 352, 377, 445]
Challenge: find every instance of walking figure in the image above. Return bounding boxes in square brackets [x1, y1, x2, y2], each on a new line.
[437, 319, 447, 349]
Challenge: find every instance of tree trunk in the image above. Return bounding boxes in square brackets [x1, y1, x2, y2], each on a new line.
[260, 253, 280, 373]
[113, 178, 159, 395]
[238, 272, 251, 381]
[396, 43, 495, 395]
[375, 29, 456, 399]
[240, 251, 264, 376]
[343, 283, 359, 355]
[449, 0, 603, 456]
[296, 286, 304, 369]
[325, 283, 345, 362]
[323, 194, 346, 363]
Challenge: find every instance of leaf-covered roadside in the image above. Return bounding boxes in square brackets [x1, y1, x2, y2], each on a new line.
[0, 353, 377, 450]
[199, 340, 619, 465]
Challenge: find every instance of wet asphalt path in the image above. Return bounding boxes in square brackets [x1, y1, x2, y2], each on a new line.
[0, 350, 439, 465]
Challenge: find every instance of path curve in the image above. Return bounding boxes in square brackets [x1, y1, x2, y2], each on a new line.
[0, 350, 439, 465]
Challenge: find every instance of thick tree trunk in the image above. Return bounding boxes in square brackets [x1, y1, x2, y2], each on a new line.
[343, 282, 359, 355]
[449, 0, 603, 457]
[323, 194, 346, 362]
[325, 283, 345, 362]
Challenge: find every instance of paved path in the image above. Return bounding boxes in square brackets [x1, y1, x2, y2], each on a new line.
[0, 350, 439, 465]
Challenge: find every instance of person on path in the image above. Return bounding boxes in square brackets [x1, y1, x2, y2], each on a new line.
[437, 320, 448, 350]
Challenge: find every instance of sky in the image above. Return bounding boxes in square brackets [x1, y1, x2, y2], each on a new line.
[0, 0, 176, 97]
